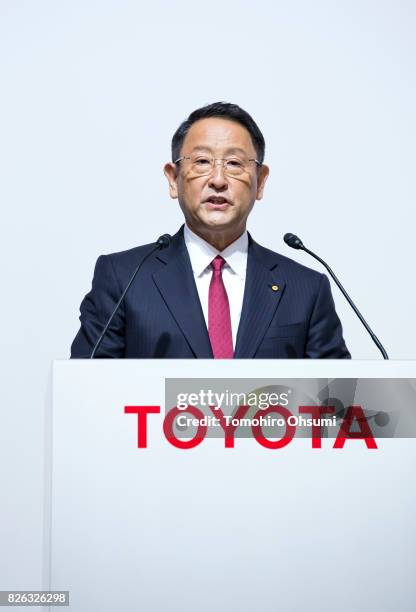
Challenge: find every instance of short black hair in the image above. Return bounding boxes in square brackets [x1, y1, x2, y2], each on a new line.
[171, 101, 265, 164]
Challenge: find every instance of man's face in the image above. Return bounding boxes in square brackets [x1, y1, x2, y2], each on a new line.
[164, 118, 269, 241]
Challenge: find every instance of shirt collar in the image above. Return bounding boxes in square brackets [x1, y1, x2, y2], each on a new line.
[184, 224, 248, 278]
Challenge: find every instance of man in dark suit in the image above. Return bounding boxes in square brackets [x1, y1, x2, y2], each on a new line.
[71, 102, 350, 359]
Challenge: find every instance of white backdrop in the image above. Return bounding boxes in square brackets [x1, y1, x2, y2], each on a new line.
[0, 0, 415, 591]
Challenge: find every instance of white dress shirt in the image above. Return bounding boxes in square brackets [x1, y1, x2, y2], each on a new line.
[184, 224, 248, 349]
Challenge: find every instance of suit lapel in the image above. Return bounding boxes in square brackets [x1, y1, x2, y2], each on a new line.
[152, 228, 213, 358]
[234, 237, 286, 358]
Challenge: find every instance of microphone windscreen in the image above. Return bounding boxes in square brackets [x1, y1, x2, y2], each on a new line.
[284, 233, 304, 249]
[156, 234, 172, 249]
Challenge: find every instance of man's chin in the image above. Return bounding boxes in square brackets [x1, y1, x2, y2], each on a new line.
[199, 210, 235, 229]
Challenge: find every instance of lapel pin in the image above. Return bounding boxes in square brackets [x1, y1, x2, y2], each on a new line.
[271, 284, 279, 292]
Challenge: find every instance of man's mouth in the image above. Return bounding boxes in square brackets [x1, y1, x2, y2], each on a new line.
[205, 196, 230, 209]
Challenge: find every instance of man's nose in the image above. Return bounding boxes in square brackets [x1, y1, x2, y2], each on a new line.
[208, 161, 228, 189]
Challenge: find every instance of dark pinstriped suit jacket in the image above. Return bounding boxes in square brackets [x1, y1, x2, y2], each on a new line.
[70, 226, 350, 359]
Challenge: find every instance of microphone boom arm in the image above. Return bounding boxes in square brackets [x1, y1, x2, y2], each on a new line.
[283, 233, 389, 360]
[90, 234, 171, 358]
[302, 245, 388, 360]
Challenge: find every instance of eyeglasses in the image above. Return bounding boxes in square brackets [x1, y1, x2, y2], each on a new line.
[174, 154, 262, 177]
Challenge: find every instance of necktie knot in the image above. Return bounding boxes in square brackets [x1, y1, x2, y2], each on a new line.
[211, 255, 226, 273]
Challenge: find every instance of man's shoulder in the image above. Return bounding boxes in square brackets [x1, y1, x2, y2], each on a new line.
[94, 229, 184, 280]
[99, 228, 179, 262]
[103, 241, 157, 264]
[250, 237, 323, 282]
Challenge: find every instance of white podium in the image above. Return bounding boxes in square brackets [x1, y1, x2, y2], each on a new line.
[45, 360, 416, 612]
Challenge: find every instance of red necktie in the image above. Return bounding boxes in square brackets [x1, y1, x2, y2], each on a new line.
[208, 255, 233, 359]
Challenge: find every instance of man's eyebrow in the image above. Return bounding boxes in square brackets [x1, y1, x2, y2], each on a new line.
[190, 145, 253, 156]
[190, 145, 212, 153]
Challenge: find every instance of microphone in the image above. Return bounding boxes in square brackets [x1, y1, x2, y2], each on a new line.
[284, 233, 304, 250]
[283, 233, 389, 359]
[156, 234, 172, 249]
[90, 233, 172, 358]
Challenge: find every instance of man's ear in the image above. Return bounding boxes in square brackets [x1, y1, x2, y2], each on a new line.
[164, 163, 179, 199]
[255, 164, 269, 200]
